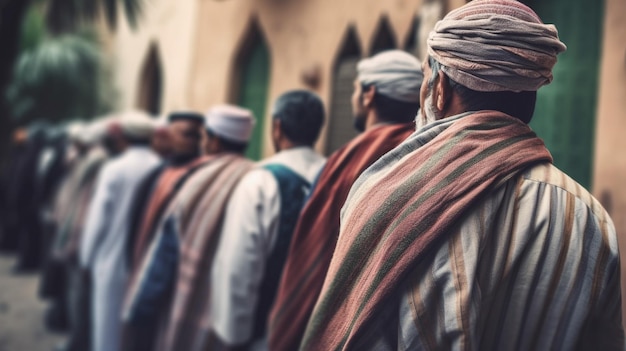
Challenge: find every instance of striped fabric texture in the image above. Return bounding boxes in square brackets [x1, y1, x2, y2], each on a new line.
[132, 156, 208, 266]
[52, 149, 107, 261]
[301, 111, 555, 350]
[269, 123, 415, 351]
[343, 163, 623, 350]
[157, 154, 253, 351]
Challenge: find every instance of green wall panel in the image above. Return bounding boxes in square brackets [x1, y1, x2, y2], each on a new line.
[238, 39, 270, 161]
[525, 0, 604, 189]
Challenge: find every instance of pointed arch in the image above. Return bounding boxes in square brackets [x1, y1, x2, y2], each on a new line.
[230, 17, 271, 161]
[136, 43, 163, 116]
[370, 16, 397, 55]
[404, 16, 421, 58]
[325, 25, 363, 154]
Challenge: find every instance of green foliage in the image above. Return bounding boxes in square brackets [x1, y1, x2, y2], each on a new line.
[20, 5, 46, 53]
[6, 33, 118, 125]
[46, 0, 144, 33]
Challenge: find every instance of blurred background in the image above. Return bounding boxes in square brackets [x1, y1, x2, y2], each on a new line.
[0, 0, 624, 349]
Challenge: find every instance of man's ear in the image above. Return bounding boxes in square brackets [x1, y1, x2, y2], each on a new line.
[435, 71, 452, 112]
[272, 119, 282, 140]
[362, 85, 376, 108]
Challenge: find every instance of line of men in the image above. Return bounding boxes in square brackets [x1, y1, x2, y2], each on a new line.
[15, 47, 423, 351]
[2, 1, 623, 350]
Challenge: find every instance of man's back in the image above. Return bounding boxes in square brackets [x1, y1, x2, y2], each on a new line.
[351, 163, 622, 350]
[82, 146, 160, 271]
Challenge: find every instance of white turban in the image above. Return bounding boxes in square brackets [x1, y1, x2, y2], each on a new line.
[205, 105, 255, 143]
[76, 117, 113, 145]
[117, 110, 155, 140]
[357, 50, 424, 103]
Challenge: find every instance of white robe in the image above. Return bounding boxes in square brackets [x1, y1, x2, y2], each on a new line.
[211, 147, 326, 350]
[80, 146, 161, 351]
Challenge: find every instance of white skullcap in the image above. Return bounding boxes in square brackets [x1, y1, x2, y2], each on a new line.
[66, 121, 86, 142]
[118, 110, 155, 139]
[205, 105, 256, 143]
[75, 117, 113, 145]
[357, 50, 424, 103]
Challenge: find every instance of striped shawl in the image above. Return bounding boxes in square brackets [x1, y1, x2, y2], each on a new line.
[158, 153, 253, 351]
[269, 123, 414, 351]
[301, 111, 552, 350]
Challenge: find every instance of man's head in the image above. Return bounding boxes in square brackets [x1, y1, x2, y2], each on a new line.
[151, 116, 172, 158]
[167, 111, 205, 163]
[271, 90, 325, 152]
[75, 117, 114, 154]
[115, 110, 156, 150]
[352, 50, 423, 132]
[203, 105, 255, 155]
[417, 0, 566, 128]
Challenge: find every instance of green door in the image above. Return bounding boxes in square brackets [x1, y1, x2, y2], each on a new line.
[237, 39, 270, 160]
[326, 27, 362, 154]
[525, 0, 604, 189]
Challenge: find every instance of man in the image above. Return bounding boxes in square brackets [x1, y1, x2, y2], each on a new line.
[269, 50, 422, 351]
[302, 1, 624, 350]
[0, 128, 29, 251]
[12, 124, 50, 271]
[127, 111, 207, 269]
[79, 111, 160, 351]
[211, 90, 326, 350]
[40, 119, 115, 340]
[123, 105, 255, 351]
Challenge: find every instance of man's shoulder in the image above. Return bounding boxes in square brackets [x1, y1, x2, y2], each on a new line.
[334, 123, 414, 157]
[235, 165, 277, 193]
[107, 149, 159, 174]
[519, 163, 612, 224]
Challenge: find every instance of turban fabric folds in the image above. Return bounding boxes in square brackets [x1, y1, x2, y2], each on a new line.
[357, 50, 424, 103]
[427, 0, 567, 92]
[205, 105, 256, 143]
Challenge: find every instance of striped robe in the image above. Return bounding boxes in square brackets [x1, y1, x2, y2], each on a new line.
[302, 111, 624, 350]
[269, 123, 415, 351]
[122, 153, 253, 351]
[131, 156, 208, 267]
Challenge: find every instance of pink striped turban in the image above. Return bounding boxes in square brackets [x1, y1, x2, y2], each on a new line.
[427, 0, 567, 92]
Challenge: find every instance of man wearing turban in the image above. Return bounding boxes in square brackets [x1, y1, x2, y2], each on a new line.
[122, 105, 256, 351]
[79, 111, 161, 351]
[210, 90, 327, 351]
[302, 1, 624, 350]
[268, 49, 422, 351]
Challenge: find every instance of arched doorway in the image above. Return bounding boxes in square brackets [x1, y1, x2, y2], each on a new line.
[370, 16, 397, 55]
[230, 18, 271, 161]
[136, 43, 163, 116]
[325, 26, 363, 154]
[404, 16, 421, 58]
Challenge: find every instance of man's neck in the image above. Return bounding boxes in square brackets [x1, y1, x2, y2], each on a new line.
[277, 139, 310, 153]
[365, 111, 389, 131]
[169, 153, 198, 166]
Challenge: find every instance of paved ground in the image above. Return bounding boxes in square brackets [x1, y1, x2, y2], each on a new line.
[0, 254, 65, 351]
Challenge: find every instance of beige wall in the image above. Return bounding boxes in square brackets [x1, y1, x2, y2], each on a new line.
[593, 0, 626, 327]
[111, 0, 465, 155]
[186, 0, 447, 156]
[111, 0, 199, 113]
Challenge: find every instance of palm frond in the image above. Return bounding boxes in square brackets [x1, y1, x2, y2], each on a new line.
[102, 0, 118, 30]
[7, 34, 117, 124]
[45, 0, 144, 33]
[122, 0, 143, 29]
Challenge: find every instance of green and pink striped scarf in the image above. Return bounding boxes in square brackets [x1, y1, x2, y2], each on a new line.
[301, 111, 552, 350]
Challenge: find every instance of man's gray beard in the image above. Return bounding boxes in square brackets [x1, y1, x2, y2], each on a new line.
[414, 91, 440, 131]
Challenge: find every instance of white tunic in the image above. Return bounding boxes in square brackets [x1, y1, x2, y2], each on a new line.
[79, 146, 161, 351]
[211, 147, 326, 350]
